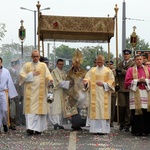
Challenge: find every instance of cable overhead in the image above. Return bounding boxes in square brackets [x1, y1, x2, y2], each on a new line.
[126, 17, 149, 22]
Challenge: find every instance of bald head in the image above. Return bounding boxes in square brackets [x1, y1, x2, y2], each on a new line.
[31, 50, 39, 56]
[97, 55, 105, 67]
[31, 50, 40, 63]
[97, 55, 105, 61]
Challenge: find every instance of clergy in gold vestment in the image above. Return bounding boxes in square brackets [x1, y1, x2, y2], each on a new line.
[19, 50, 53, 135]
[64, 49, 88, 130]
[83, 55, 114, 134]
[49, 59, 70, 130]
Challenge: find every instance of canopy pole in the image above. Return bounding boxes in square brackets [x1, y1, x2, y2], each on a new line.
[114, 4, 119, 126]
[36, 1, 41, 52]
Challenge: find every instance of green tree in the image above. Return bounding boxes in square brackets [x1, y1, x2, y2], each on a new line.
[51, 44, 75, 71]
[0, 43, 34, 68]
[0, 23, 6, 40]
[50, 44, 114, 71]
[81, 45, 114, 69]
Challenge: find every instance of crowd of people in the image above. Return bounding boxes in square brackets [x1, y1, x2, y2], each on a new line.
[0, 48, 150, 137]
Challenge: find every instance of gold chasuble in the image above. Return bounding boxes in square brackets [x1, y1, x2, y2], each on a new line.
[84, 66, 114, 120]
[64, 68, 87, 117]
[19, 62, 53, 114]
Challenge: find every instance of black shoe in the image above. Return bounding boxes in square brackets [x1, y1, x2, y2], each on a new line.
[54, 124, 64, 130]
[71, 126, 82, 131]
[124, 126, 130, 132]
[92, 133, 105, 135]
[54, 124, 59, 130]
[136, 133, 143, 136]
[59, 126, 64, 129]
[119, 125, 124, 131]
[26, 129, 34, 135]
[35, 131, 41, 135]
[9, 126, 16, 130]
[3, 125, 8, 132]
[92, 133, 98, 135]
[97, 133, 106, 135]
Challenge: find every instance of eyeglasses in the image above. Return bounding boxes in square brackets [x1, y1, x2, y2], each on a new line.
[58, 63, 64, 65]
[32, 56, 39, 58]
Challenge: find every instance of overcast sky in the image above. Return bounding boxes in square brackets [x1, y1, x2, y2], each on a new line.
[0, 0, 150, 56]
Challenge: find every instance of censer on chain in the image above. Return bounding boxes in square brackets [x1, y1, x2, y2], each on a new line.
[47, 84, 54, 104]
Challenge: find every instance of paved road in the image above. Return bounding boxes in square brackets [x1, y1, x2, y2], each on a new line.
[0, 124, 150, 150]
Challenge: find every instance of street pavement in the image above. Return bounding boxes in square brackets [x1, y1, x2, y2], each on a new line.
[0, 123, 150, 150]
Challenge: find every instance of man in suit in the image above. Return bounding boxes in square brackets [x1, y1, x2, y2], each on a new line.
[116, 49, 135, 131]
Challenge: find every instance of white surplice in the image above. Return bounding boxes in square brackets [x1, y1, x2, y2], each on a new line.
[26, 114, 48, 132]
[0, 67, 18, 127]
[49, 67, 69, 126]
[89, 120, 110, 133]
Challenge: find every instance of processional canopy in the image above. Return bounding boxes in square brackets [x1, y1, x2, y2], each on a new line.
[38, 15, 115, 43]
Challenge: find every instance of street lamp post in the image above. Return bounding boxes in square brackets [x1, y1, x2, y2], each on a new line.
[19, 20, 26, 62]
[122, 0, 126, 52]
[20, 6, 50, 49]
